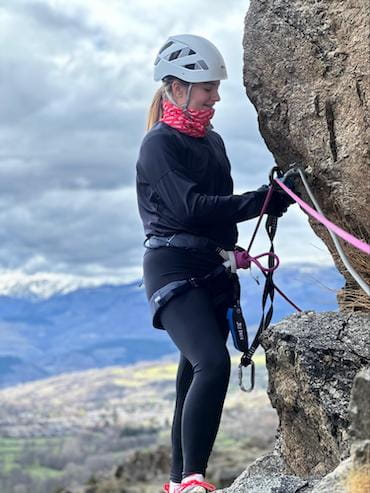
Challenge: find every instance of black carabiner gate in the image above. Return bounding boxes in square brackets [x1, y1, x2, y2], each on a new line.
[269, 165, 284, 185]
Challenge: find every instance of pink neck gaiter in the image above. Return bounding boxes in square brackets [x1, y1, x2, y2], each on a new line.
[160, 100, 215, 138]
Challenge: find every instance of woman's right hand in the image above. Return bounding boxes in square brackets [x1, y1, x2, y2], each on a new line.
[252, 180, 297, 217]
[265, 189, 295, 217]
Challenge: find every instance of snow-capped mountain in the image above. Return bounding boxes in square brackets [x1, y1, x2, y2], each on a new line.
[0, 271, 139, 300]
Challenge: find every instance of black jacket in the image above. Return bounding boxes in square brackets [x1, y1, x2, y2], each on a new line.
[136, 122, 267, 250]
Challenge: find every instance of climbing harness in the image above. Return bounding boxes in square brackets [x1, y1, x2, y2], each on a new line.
[145, 233, 238, 329]
[148, 262, 230, 330]
[145, 167, 301, 392]
[226, 269, 248, 353]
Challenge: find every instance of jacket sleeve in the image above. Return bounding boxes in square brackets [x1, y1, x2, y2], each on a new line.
[139, 132, 268, 227]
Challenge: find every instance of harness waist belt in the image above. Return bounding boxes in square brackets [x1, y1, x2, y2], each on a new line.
[145, 233, 221, 252]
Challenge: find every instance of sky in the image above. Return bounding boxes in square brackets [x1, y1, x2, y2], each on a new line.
[0, 0, 335, 291]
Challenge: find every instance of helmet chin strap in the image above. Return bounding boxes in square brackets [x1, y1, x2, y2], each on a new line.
[182, 83, 193, 112]
[164, 83, 193, 113]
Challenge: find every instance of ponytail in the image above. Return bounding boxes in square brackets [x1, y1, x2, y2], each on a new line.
[146, 87, 164, 131]
[146, 77, 190, 131]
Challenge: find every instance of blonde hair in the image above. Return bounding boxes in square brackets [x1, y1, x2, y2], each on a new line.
[146, 87, 164, 131]
[146, 77, 189, 131]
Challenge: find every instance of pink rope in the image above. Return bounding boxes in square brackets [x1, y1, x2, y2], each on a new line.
[239, 184, 302, 312]
[275, 179, 370, 255]
[235, 250, 280, 273]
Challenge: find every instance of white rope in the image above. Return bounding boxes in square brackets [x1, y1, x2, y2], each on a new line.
[297, 168, 370, 295]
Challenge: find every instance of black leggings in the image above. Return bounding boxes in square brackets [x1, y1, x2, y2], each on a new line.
[160, 286, 231, 482]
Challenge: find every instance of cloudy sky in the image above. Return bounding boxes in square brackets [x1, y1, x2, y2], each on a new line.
[0, 0, 335, 291]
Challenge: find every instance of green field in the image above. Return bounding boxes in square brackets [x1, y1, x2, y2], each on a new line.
[0, 437, 64, 478]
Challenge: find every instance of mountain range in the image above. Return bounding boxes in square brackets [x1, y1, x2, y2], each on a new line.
[0, 263, 343, 388]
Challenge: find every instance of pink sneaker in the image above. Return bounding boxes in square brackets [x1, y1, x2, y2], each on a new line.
[162, 482, 181, 493]
[178, 479, 216, 492]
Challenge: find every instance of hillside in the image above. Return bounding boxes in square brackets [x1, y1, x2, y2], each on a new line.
[0, 352, 276, 493]
[0, 264, 343, 388]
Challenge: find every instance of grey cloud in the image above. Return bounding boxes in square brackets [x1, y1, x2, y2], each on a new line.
[0, 47, 144, 199]
[0, 148, 136, 202]
[0, 55, 62, 125]
[0, 0, 324, 284]
[0, 188, 143, 274]
[13, 0, 107, 46]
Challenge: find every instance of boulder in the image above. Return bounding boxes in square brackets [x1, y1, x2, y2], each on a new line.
[220, 311, 370, 493]
[310, 367, 370, 493]
[262, 311, 369, 477]
[243, 0, 370, 307]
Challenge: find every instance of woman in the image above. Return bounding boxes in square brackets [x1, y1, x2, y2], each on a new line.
[136, 34, 292, 493]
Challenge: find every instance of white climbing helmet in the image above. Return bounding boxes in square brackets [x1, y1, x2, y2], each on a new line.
[154, 34, 228, 83]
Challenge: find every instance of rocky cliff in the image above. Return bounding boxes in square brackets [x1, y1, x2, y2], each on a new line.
[242, 0, 369, 308]
[221, 311, 369, 493]
[221, 4, 370, 491]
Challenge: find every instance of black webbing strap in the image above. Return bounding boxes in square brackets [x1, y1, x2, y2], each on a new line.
[187, 263, 229, 288]
[239, 212, 279, 391]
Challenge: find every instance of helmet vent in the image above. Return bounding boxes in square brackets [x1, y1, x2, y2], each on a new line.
[197, 59, 209, 70]
[168, 49, 182, 61]
[181, 48, 196, 57]
[166, 47, 197, 62]
[184, 60, 209, 71]
[159, 41, 174, 54]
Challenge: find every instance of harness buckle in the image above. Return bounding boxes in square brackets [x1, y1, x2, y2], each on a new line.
[188, 277, 200, 288]
[238, 361, 255, 393]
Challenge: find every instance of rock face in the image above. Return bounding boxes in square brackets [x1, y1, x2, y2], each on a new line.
[239, 5, 370, 490]
[262, 311, 369, 477]
[349, 367, 370, 468]
[221, 311, 370, 493]
[309, 367, 370, 493]
[219, 451, 319, 493]
[243, 0, 370, 306]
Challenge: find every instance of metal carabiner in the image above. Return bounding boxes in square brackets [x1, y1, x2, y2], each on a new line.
[269, 163, 303, 185]
[280, 162, 302, 183]
[269, 166, 283, 185]
[238, 361, 255, 392]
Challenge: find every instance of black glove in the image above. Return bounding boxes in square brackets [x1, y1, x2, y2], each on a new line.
[255, 184, 269, 193]
[251, 179, 297, 217]
[265, 191, 292, 217]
